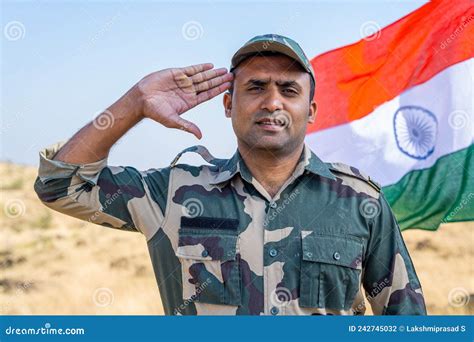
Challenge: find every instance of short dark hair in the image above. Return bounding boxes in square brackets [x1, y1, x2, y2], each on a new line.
[228, 51, 315, 102]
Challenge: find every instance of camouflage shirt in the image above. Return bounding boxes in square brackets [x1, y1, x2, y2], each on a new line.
[34, 141, 427, 315]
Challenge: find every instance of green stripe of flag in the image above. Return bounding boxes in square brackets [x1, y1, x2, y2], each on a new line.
[383, 144, 474, 231]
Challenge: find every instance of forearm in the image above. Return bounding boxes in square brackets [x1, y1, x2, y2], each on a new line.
[53, 85, 144, 164]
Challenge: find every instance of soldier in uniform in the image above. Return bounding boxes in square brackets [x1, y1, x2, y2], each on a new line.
[34, 34, 427, 315]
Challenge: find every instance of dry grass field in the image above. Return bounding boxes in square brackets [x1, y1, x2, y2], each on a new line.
[1, 162, 472, 315]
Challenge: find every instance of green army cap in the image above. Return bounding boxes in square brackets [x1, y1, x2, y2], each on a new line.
[230, 34, 316, 85]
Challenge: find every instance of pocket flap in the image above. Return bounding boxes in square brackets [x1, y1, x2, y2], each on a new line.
[176, 230, 238, 262]
[301, 233, 363, 270]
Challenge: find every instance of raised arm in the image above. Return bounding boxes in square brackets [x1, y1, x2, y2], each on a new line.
[34, 64, 233, 239]
[54, 63, 233, 163]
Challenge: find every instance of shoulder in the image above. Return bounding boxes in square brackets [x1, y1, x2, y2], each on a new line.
[326, 162, 381, 199]
[168, 145, 226, 183]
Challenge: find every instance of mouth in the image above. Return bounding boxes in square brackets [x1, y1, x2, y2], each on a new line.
[255, 117, 287, 127]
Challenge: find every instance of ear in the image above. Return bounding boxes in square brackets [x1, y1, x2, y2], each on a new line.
[223, 92, 232, 118]
[308, 100, 317, 124]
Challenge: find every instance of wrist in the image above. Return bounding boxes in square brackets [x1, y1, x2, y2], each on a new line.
[120, 83, 146, 121]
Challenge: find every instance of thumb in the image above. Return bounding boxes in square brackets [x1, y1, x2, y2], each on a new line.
[170, 116, 202, 140]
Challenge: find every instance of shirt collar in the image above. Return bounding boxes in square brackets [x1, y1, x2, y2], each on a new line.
[209, 144, 336, 185]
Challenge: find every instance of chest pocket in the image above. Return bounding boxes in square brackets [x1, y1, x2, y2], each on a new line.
[175, 217, 241, 306]
[300, 233, 363, 310]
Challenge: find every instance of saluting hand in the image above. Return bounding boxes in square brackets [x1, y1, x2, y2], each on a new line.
[136, 63, 233, 139]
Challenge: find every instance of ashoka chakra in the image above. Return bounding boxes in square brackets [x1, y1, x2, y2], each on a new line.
[393, 106, 437, 160]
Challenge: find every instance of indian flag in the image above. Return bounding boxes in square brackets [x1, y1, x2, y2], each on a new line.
[305, 0, 474, 231]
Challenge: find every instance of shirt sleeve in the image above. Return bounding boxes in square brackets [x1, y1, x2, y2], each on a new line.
[34, 141, 171, 240]
[362, 193, 427, 315]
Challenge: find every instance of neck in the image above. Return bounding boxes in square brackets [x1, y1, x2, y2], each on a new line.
[238, 142, 305, 198]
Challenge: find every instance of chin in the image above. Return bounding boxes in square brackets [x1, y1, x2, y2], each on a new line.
[249, 137, 289, 152]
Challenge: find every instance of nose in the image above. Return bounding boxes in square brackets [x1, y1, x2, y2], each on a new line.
[260, 86, 283, 113]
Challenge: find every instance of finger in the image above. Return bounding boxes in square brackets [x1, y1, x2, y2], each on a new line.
[172, 68, 193, 89]
[169, 116, 202, 140]
[191, 67, 227, 84]
[196, 81, 232, 104]
[195, 72, 233, 93]
[182, 63, 214, 77]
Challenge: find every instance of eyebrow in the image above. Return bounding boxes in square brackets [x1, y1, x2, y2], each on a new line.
[244, 78, 303, 91]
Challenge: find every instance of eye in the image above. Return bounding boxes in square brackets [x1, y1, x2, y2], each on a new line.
[248, 86, 263, 91]
[283, 88, 298, 95]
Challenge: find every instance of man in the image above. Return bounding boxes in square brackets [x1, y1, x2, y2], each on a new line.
[34, 34, 427, 315]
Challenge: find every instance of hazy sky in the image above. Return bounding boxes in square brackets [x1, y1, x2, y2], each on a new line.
[2, 0, 426, 169]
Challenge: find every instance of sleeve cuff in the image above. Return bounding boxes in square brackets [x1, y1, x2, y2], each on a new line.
[38, 140, 108, 185]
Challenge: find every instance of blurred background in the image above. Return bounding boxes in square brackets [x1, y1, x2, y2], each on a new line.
[1, 0, 472, 315]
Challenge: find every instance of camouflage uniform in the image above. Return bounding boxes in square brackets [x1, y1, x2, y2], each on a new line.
[34, 142, 427, 315]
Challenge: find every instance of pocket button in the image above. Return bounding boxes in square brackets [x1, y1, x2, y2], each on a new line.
[333, 252, 340, 260]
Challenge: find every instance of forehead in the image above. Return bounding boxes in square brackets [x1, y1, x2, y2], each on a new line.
[234, 54, 308, 82]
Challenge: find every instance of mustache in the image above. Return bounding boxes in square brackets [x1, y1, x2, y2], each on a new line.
[253, 111, 289, 121]
[254, 111, 292, 127]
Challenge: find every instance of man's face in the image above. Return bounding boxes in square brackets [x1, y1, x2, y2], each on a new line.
[223, 54, 316, 155]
